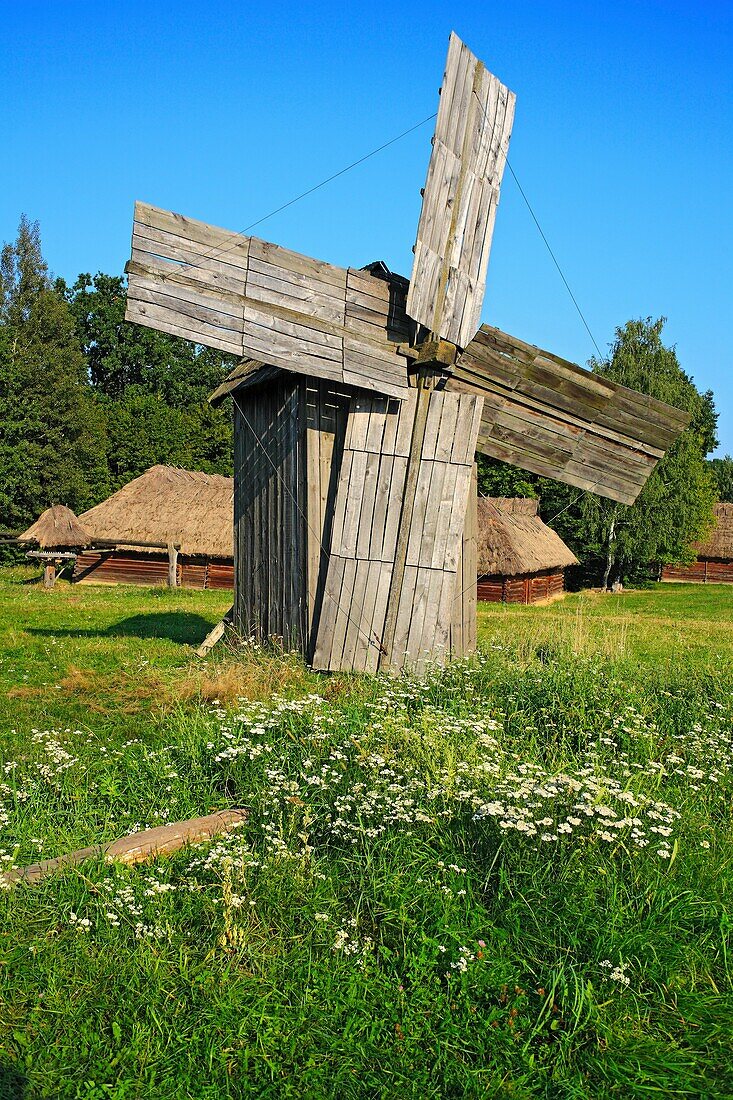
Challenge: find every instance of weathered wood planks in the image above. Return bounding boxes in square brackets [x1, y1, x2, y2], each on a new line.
[232, 377, 308, 649]
[450, 463, 477, 657]
[448, 325, 690, 505]
[407, 33, 515, 349]
[312, 393, 416, 673]
[312, 387, 482, 674]
[381, 391, 483, 674]
[126, 202, 410, 399]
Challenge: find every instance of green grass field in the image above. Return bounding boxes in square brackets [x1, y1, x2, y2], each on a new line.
[1, 568, 732, 1098]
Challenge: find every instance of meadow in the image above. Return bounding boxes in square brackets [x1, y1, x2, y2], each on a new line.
[0, 568, 732, 1099]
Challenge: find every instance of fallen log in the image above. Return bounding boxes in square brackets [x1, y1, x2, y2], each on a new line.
[3, 808, 247, 887]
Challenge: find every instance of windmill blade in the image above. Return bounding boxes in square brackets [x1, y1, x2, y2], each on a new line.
[447, 326, 690, 505]
[125, 202, 410, 399]
[407, 33, 516, 348]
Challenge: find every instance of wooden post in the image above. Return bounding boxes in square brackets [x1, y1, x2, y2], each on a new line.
[43, 563, 56, 589]
[167, 543, 179, 588]
[380, 364, 443, 667]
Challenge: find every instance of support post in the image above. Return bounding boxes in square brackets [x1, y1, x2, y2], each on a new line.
[167, 543, 179, 588]
[380, 362, 445, 668]
[43, 563, 56, 590]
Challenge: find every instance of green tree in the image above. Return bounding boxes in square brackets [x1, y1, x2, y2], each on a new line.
[0, 218, 109, 532]
[476, 455, 538, 499]
[578, 318, 717, 587]
[60, 272, 235, 486]
[61, 272, 234, 405]
[708, 455, 733, 502]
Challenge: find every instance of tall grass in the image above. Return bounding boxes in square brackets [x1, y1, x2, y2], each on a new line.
[0, 577, 732, 1097]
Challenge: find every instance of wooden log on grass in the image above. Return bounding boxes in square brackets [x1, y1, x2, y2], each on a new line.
[2, 808, 247, 887]
[196, 605, 234, 657]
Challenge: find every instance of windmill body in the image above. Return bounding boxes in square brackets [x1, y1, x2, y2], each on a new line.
[124, 33, 689, 673]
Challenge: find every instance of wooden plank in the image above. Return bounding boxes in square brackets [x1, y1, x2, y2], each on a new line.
[249, 236, 347, 289]
[311, 393, 414, 672]
[306, 390, 322, 626]
[381, 390, 482, 673]
[128, 203, 411, 400]
[127, 270, 243, 327]
[379, 456, 408, 562]
[407, 33, 516, 347]
[196, 607, 234, 658]
[246, 267, 346, 327]
[125, 298, 242, 356]
[356, 452, 382, 559]
[312, 555, 346, 668]
[167, 543, 179, 588]
[3, 810, 249, 888]
[135, 201, 250, 270]
[389, 565, 419, 666]
[346, 268, 391, 301]
[340, 558, 371, 670]
[449, 324, 689, 504]
[454, 465, 478, 657]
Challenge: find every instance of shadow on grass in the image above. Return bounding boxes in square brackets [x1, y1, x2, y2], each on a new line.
[28, 612, 216, 646]
[0, 1064, 26, 1099]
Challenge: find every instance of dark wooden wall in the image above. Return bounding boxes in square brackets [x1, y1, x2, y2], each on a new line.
[304, 379, 352, 659]
[662, 559, 733, 584]
[72, 551, 233, 589]
[477, 568, 566, 604]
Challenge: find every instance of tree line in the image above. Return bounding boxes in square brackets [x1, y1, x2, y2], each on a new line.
[1, 217, 728, 584]
[0, 217, 235, 536]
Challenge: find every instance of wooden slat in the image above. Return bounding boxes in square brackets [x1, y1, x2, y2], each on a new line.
[126, 202, 410, 399]
[449, 324, 690, 505]
[382, 391, 483, 673]
[450, 463, 478, 657]
[311, 394, 416, 672]
[407, 34, 516, 348]
[135, 201, 250, 271]
[232, 378, 308, 649]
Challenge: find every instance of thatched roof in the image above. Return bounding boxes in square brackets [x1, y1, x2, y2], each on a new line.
[693, 503, 733, 560]
[78, 466, 233, 558]
[476, 497, 579, 577]
[19, 505, 89, 549]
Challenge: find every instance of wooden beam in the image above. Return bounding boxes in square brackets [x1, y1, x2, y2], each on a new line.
[167, 542, 179, 588]
[196, 606, 234, 658]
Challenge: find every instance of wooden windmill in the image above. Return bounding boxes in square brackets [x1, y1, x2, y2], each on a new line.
[124, 33, 689, 674]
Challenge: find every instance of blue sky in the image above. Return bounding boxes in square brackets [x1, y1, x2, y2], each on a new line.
[2, 1, 731, 452]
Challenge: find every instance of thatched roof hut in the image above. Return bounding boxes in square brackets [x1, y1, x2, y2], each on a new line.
[662, 503, 733, 584]
[78, 466, 233, 557]
[18, 505, 89, 549]
[72, 466, 234, 589]
[476, 498, 578, 604]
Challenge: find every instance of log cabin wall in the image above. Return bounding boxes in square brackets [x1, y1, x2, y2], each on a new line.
[661, 559, 733, 584]
[477, 567, 566, 604]
[73, 551, 233, 588]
